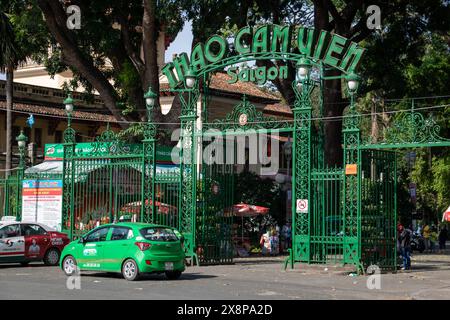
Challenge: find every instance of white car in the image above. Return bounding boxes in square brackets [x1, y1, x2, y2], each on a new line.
[0, 221, 70, 266]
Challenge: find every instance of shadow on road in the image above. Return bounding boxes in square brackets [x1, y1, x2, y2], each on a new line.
[0, 263, 51, 269]
[81, 271, 217, 281]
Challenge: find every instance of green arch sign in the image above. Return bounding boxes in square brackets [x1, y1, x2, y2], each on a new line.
[162, 24, 365, 89]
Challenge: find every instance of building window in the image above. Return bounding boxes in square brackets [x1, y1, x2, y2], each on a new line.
[34, 128, 42, 148]
[55, 130, 62, 143]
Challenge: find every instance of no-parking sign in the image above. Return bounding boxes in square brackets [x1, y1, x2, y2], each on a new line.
[296, 199, 308, 213]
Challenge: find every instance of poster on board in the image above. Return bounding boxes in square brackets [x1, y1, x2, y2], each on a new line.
[21, 180, 63, 231]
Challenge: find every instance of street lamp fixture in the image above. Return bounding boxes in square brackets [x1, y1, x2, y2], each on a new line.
[144, 86, 158, 108]
[16, 130, 27, 168]
[185, 67, 197, 89]
[346, 72, 359, 94]
[296, 57, 312, 81]
[64, 94, 74, 114]
[64, 93, 75, 127]
[16, 130, 27, 150]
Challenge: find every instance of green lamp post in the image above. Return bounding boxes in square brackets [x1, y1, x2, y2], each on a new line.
[63, 93, 74, 128]
[296, 56, 312, 82]
[346, 72, 359, 94]
[184, 67, 197, 89]
[144, 86, 158, 121]
[346, 72, 359, 109]
[16, 130, 27, 168]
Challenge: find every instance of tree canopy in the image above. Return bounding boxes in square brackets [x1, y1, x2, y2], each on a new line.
[2, 0, 449, 222]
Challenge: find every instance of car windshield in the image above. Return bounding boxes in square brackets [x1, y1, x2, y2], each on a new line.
[139, 227, 179, 242]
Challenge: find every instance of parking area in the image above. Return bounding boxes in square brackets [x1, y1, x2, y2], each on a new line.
[0, 254, 449, 300]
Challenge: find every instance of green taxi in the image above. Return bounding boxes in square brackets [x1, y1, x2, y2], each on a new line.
[60, 223, 185, 281]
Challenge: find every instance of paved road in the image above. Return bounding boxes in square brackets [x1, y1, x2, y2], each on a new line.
[1, 254, 450, 300]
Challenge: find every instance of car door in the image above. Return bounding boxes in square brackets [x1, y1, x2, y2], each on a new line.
[21, 224, 50, 260]
[102, 226, 134, 272]
[79, 226, 110, 270]
[0, 224, 25, 263]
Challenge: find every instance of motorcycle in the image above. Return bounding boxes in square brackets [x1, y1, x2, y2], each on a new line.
[411, 232, 425, 253]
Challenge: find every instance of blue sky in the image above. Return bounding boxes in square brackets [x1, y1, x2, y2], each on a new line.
[164, 20, 193, 62]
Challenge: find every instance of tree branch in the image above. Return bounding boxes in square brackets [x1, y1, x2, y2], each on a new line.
[37, 0, 130, 127]
[117, 14, 145, 78]
[325, 0, 343, 26]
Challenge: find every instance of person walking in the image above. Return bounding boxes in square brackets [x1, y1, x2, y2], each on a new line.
[281, 221, 292, 253]
[260, 229, 271, 256]
[423, 224, 431, 253]
[438, 225, 448, 253]
[398, 224, 412, 270]
[430, 225, 438, 253]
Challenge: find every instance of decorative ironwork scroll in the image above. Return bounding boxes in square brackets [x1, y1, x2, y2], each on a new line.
[62, 126, 76, 239]
[203, 95, 291, 131]
[178, 89, 200, 263]
[361, 109, 450, 149]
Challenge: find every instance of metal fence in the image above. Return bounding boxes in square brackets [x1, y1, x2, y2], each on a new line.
[197, 162, 234, 265]
[310, 168, 344, 264]
[360, 149, 397, 271]
[0, 172, 21, 219]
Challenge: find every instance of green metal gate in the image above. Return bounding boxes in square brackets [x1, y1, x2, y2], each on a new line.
[310, 168, 344, 264]
[67, 155, 144, 237]
[0, 173, 21, 219]
[360, 149, 397, 271]
[197, 143, 234, 265]
[198, 164, 234, 265]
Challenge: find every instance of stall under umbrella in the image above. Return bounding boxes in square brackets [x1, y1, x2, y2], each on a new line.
[231, 203, 269, 247]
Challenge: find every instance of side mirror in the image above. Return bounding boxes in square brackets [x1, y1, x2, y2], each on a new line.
[78, 237, 85, 244]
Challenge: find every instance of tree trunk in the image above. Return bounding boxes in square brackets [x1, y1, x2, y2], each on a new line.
[142, 0, 161, 123]
[5, 66, 13, 177]
[314, 1, 345, 167]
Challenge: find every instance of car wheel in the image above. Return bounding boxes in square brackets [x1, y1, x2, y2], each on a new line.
[44, 248, 61, 266]
[165, 271, 182, 280]
[62, 255, 77, 276]
[122, 259, 140, 281]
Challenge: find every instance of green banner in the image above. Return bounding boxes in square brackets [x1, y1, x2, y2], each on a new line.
[44, 143, 174, 163]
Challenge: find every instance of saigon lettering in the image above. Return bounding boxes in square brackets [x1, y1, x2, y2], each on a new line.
[227, 65, 288, 85]
[162, 25, 365, 89]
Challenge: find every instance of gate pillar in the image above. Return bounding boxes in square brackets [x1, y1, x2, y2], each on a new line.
[342, 94, 363, 270]
[142, 123, 157, 223]
[62, 127, 76, 239]
[291, 78, 314, 263]
[179, 89, 200, 264]
[142, 87, 158, 224]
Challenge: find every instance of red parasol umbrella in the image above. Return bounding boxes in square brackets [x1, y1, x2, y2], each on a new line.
[442, 205, 450, 222]
[230, 203, 269, 245]
[232, 203, 269, 217]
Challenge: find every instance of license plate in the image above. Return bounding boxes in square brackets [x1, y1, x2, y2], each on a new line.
[165, 262, 174, 270]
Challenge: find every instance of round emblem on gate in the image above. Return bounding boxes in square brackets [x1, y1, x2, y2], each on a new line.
[239, 113, 248, 126]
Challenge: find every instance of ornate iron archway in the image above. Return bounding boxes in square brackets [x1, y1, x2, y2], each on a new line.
[163, 24, 368, 268]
